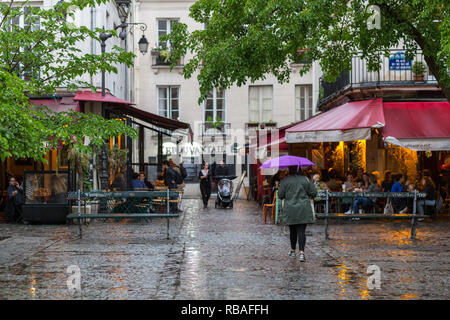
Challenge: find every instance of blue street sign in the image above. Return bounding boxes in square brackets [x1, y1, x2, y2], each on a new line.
[389, 51, 412, 70]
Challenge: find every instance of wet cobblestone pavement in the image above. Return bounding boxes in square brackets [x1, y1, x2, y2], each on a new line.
[0, 198, 449, 299]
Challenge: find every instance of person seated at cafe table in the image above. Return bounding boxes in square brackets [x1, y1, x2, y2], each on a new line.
[325, 168, 341, 191]
[399, 183, 416, 214]
[391, 173, 406, 212]
[348, 174, 380, 214]
[132, 172, 148, 190]
[381, 170, 393, 192]
[417, 176, 437, 216]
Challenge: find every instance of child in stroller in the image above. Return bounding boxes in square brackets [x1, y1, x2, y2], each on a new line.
[215, 176, 236, 208]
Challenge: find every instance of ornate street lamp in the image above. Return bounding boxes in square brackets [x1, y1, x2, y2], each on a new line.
[116, 0, 131, 23]
[138, 34, 149, 55]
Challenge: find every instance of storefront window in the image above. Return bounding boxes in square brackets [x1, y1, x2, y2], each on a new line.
[24, 172, 68, 204]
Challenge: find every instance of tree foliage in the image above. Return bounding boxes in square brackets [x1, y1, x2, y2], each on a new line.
[167, 0, 450, 102]
[0, 0, 137, 161]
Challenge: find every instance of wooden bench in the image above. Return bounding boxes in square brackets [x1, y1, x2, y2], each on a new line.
[314, 191, 428, 240]
[67, 190, 180, 239]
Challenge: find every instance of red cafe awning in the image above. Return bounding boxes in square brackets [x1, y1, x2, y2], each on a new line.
[29, 96, 80, 113]
[286, 98, 385, 143]
[383, 101, 450, 151]
[74, 91, 192, 138]
[73, 91, 135, 105]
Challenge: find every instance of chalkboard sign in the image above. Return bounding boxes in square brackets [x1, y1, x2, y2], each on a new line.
[183, 164, 200, 183]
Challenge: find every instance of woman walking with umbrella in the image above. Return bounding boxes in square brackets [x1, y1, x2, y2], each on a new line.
[278, 165, 317, 262]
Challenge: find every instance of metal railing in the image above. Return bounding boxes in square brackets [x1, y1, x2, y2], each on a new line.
[318, 49, 437, 105]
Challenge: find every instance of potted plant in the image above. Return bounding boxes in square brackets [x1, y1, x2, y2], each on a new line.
[412, 61, 427, 82]
[151, 44, 162, 56]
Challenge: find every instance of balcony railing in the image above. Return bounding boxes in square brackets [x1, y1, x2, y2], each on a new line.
[245, 122, 278, 132]
[318, 49, 437, 105]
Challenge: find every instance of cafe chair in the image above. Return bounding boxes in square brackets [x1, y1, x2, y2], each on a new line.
[262, 191, 277, 224]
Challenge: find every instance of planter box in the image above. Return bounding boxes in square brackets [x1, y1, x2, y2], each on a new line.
[22, 204, 70, 224]
[71, 204, 92, 222]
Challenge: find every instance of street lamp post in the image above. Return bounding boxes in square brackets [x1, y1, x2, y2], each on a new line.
[98, 0, 149, 191]
[99, 32, 111, 191]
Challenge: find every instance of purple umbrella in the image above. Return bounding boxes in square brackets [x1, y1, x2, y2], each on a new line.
[259, 155, 315, 169]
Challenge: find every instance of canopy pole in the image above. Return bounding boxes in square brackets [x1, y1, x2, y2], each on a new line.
[325, 190, 330, 240]
[78, 189, 82, 239]
[411, 190, 417, 240]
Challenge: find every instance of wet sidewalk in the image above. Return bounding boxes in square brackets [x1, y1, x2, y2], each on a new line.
[0, 199, 449, 299]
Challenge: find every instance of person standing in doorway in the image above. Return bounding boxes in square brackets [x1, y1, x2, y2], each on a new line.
[278, 166, 317, 262]
[199, 163, 212, 208]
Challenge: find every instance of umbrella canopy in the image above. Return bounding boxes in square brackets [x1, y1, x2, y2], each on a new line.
[259, 155, 315, 169]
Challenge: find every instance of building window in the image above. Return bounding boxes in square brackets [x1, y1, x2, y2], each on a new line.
[295, 84, 313, 121]
[204, 88, 226, 133]
[158, 86, 179, 120]
[157, 19, 179, 49]
[7, 7, 41, 81]
[7, 6, 40, 30]
[204, 88, 225, 122]
[249, 86, 273, 122]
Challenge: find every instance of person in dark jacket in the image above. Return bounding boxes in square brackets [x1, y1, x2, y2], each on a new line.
[162, 160, 177, 189]
[215, 160, 229, 177]
[162, 160, 178, 212]
[6, 176, 24, 223]
[179, 162, 188, 182]
[381, 171, 393, 192]
[278, 166, 317, 262]
[199, 162, 212, 208]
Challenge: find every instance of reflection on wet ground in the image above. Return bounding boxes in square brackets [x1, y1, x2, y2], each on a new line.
[0, 198, 449, 299]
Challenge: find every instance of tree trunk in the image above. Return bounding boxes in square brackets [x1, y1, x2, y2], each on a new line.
[423, 55, 450, 102]
[378, 4, 450, 102]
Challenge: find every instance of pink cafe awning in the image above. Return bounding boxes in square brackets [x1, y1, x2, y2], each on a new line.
[285, 98, 385, 143]
[383, 101, 450, 151]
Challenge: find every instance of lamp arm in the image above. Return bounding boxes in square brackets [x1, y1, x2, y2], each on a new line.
[125, 22, 148, 32]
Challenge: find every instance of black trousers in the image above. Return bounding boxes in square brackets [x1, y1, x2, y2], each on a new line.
[289, 224, 307, 251]
[5, 201, 22, 223]
[200, 182, 211, 206]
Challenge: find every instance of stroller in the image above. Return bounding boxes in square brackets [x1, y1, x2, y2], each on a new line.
[214, 175, 237, 209]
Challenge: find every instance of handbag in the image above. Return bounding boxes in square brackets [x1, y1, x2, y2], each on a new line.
[384, 199, 394, 214]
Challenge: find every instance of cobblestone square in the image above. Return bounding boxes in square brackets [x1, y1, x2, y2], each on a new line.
[0, 199, 449, 300]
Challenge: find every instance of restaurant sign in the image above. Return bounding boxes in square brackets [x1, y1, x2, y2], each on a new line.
[389, 51, 412, 71]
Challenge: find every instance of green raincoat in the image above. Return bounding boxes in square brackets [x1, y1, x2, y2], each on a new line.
[278, 175, 317, 225]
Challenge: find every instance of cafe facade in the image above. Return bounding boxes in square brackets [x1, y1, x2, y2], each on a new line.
[0, 88, 191, 223]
